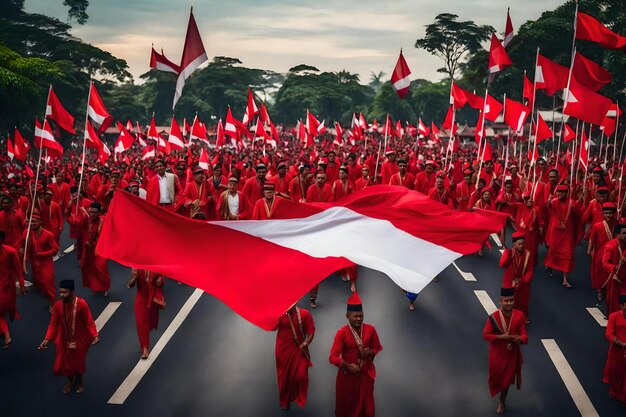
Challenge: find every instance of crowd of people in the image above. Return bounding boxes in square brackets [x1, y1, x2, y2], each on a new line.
[1, 128, 626, 415]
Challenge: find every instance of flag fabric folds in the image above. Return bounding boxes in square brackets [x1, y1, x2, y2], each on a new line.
[173, 8, 208, 108]
[503, 98, 529, 133]
[563, 79, 613, 126]
[150, 47, 181, 74]
[535, 54, 569, 96]
[487, 33, 512, 74]
[572, 52, 612, 92]
[576, 12, 626, 51]
[97, 187, 507, 330]
[88, 82, 113, 133]
[45, 86, 75, 134]
[390, 49, 412, 98]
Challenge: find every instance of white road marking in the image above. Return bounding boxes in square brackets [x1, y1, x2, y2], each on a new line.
[541, 339, 600, 417]
[452, 262, 477, 281]
[94, 302, 122, 332]
[108, 288, 204, 405]
[585, 307, 607, 327]
[53, 244, 75, 261]
[490, 233, 503, 247]
[474, 290, 497, 314]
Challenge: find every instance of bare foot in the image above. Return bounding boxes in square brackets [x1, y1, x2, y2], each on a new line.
[75, 383, 85, 394]
[496, 401, 505, 414]
[62, 382, 73, 394]
[409, 302, 415, 311]
[350, 282, 356, 292]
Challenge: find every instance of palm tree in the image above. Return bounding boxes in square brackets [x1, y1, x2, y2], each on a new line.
[369, 71, 386, 91]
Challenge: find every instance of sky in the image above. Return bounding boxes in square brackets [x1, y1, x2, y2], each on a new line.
[25, 0, 566, 85]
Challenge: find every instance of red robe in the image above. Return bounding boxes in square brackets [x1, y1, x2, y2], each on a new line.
[514, 204, 543, 266]
[288, 176, 311, 202]
[130, 270, 164, 349]
[603, 311, 626, 404]
[414, 171, 436, 195]
[0, 245, 24, 333]
[354, 177, 374, 192]
[179, 180, 214, 220]
[96, 180, 129, 213]
[582, 199, 606, 230]
[588, 221, 614, 290]
[216, 191, 251, 220]
[331, 180, 355, 202]
[251, 197, 287, 220]
[49, 181, 71, 214]
[388, 172, 414, 189]
[45, 296, 98, 376]
[275, 308, 315, 409]
[380, 160, 398, 185]
[602, 239, 626, 315]
[0, 208, 26, 250]
[428, 186, 454, 208]
[329, 323, 383, 417]
[39, 200, 64, 243]
[242, 177, 266, 205]
[306, 183, 332, 203]
[269, 174, 293, 197]
[453, 181, 475, 212]
[68, 212, 110, 292]
[544, 198, 580, 273]
[500, 249, 534, 317]
[23, 228, 59, 304]
[482, 309, 528, 397]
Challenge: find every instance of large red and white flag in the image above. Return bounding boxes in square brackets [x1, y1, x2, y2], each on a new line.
[503, 98, 529, 133]
[600, 115, 616, 137]
[487, 33, 512, 74]
[576, 12, 626, 51]
[98, 187, 507, 330]
[390, 49, 411, 98]
[34, 118, 63, 158]
[114, 122, 134, 155]
[563, 79, 613, 126]
[503, 8, 514, 48]
[13, 128, 30, 162]
[535, 53, 569, 96]
[149, 47, 181, 74]
[224, 107, 238, 140]
[242, 88, 259, 125]
[87, 82, 113, 133]
[45, 86, 75, 134]
[168, 116, 185, 150]
[173, 8, 208, 108]
[333, 121, 343, 146]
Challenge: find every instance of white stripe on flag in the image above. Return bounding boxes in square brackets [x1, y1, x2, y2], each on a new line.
[392, 77, 411, 91]
[173, 53, 208, 108]
[88, 105, 107, 125]
[218, 207, 460, 293]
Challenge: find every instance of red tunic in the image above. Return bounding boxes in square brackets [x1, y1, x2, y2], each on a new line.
[0, 208, 26, 250]
[588, 221, 614, 290]
[68, 212, 110, 292]
[329, 324, 382, 417]
[603, 311, 626, 404]
[544, 198, 580, 273]
[288, 176, 312, 202]
[453, 181, 475, 212]
[380, 160, 398, 185]
[354, 177, 374, 192]
[331, 180, 355, 202]
[242, 177, 266, 205]
[130, 270, 164, 349]
[414, 171, 436, 195]
[602, 239, 626, 315]
[388, 172, 415, 189]
[514, 203, 543, 266]
[39, 200, 64, 243]
[428, 186, 454, 208]
[482, 309, 528, 397]
[251, 197, 287, 220]
[275, 308, 315, 409]
[216, 191, 251, 220]
[44, 296, 98, 376]
[49, 181, 71, 213]
[500, 249, 534, 317]
[0, 245, 24, 331]
[180, 181, 214, 220]
[23, 228, 59, 304]
[582, 199, 605, 230]
[269, 174, 293, 197]
[306, 183, 332, 203]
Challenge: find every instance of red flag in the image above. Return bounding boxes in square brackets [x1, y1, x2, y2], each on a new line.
[126, 119, 134, 133]
[576, 12, 626, 51]
[224, 108, 238, 140]
[84, 120, 105, 149]
[87, 82, 113, 133]
[34, 118, 63, 158]
[481, 141, 493, 162]
[259, 102, 271, 124]
[533, 113, 553, 143]
[563, 79, 613, 126]
[528, 141, 539, 165]
[183, 118, 191, 136]
[358, 113, 369, 130]
[523, 74, 534, 109]
[115, 122, 134, 155]
[190, 115, 209, 145]
[579, 128, 589, 171]
[503, 98, 529, 133]
[157, 133, 170, 155]
[475, 113, 485, 144]
[98, 187, 507, 330]
[147, 116, 160, 142]
[149, 47, 180, 74]
[334, 121, 343, 146]
[136, 122, 147, 147]
[430, 122, 440, 142]
[215, 119, 225, 148]
[390, 49, 411, 98]
[306, 111, 324, 136]
[503, 8, 514, 48]
[488, 33, 512, 74]
[45, 86, 75, 134]
[450, 82, 472, 108]
[600, 115, 617, 137]
[572, 52, 612, 92]
[382, 115, 394, 137]
[484, 95, 503, 122]
[173, 8, 208, 108]
[254, 118, 273, 147]
[142, 145, 156, 160]
[536, 54, 568, 96]
[268, 119, 279, 144]
[7, 137, 15, 161]
[417, 118, 430, 137]
[168, 116, 185, 150]
[13, 128, 29, 161]
[242, 88, 259, 125]
[395, 120, 403, 138]
[441, 106, 457, 136]
[607, 103, 623, 118]
[198, 148, 209, 170]
[561, 123, 576, 142]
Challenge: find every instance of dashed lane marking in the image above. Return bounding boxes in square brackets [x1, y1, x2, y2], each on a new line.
[95, 302, 122, 332]
[585, 307, 607, 327]
[474, 290, 497, 314]
[452, 262, 477, 281]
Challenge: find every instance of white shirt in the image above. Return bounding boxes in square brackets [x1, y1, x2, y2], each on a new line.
[227, 193, 239, 216]
[158, 174, 171, 204]
[138, 188, 147, 200]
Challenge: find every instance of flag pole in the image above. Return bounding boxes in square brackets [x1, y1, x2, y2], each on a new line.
[444, 81, 456, 171]
[374, 114, 388, 182]
[528, 48, 540, 174]
[475, 88, 490, 186]
[613, 100, 620, 162]
[76, 79, 93, 215]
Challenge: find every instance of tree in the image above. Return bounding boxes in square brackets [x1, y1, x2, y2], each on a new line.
[63, 0, 90, 25]
[369, 82, 416, 122]
[414, 13, 493, 80]
[369, 71, 386, 92]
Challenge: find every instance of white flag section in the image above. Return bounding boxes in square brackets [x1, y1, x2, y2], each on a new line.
[173, 9, 208, 109]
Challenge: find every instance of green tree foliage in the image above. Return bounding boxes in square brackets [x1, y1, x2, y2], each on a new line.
[415, 13, 493, 80]
[369, 82, 416, 122]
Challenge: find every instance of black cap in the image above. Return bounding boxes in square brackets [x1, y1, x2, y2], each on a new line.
[500, 287, 515, 297]
[59, 280, 75, 291]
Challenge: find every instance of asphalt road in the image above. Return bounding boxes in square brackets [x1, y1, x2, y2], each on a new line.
[1, 225, 624, 417]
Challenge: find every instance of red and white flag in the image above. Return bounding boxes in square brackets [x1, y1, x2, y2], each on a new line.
[198, 148, 209, 170]
[523, 73, 534, 109]
[242, 88, 259, 125]
[561, 123, 576, 142]
[417, 118, 430, 138]
[115, 122, 135, 155]
[87, 82, 112, 133]
[98, 187, 507, 330]
[576, 12, 626, 51]
[85, 121, 111, 164]
[333, 121, 343, 146]
[150, 47, 181, 74]
[142, 145, 155, 160]
[34, 118, 63, 158]
[600, 115, 617, 137]
[306, 111, 325, 136]
[563, 78, 613, 126]
[13, 128, 30, 162]
[535, 53, 568, 96]
[45, 86, 75, 134]
[430, 122, 440, 142]
[224, 107, 238, 140]
[173, 8, 208, 108]
[168, 116, 185, 150]
[503, 98, 529, 133]
[503, 8, 514, 48]
[7, 137, 15, 161]
[215, 119, 225, 148]
[390, 49, 411, 98]
[487, 33, 512, 74]
[147, 116, 160, 142]
[126, 119, 134, 133]
[136, 122, 147, 147]
[579, 129, 589, 171]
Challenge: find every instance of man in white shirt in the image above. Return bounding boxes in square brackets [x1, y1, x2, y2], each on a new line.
[146, 159, 181, 210]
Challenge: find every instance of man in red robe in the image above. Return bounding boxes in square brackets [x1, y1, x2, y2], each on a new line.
[180, 166, 213, 220]
[217, 177, 251, 220]
[128, 269, 165, 360]
[68, 203, 110, 295]
[428, 175, 454, 208]
[251, 182, 288, 220]
[275, 303, 315, 410]
[603, 294, 626, 405]
[414, 160, 436, 194]
[582, 186, 610, 236]
[380, 150, 398, 185]
[544, 185, 581, 288]
[269, 161, 293, 199]
[388, 158, 414, 189]
[482, 287, 528, 415]
[331, 166, 355, 202]
[0, 231, 25, 348]
[39, 279, 99, 394]
[242, 163, 268, 205]
[146, 159, 182, 211]
[0, 195, 26, 251]
[306, 170, 332, 203]
[514, 192, 543, 267]
[326, 150, 340, 184]
[67, 186, 92, 261]
[40, 190, 64, 245]
[500, 232, 534, 320]
[49, 171, 71, 214]
[588, 203, 616, 301]
[288, 163, 313, 202]
[22, 214, 59, 310]
[452, 169, 475, 212]
[354, 166, 374, 192]
[329, 293, 382, 417]
[602, 224, 626, 316]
